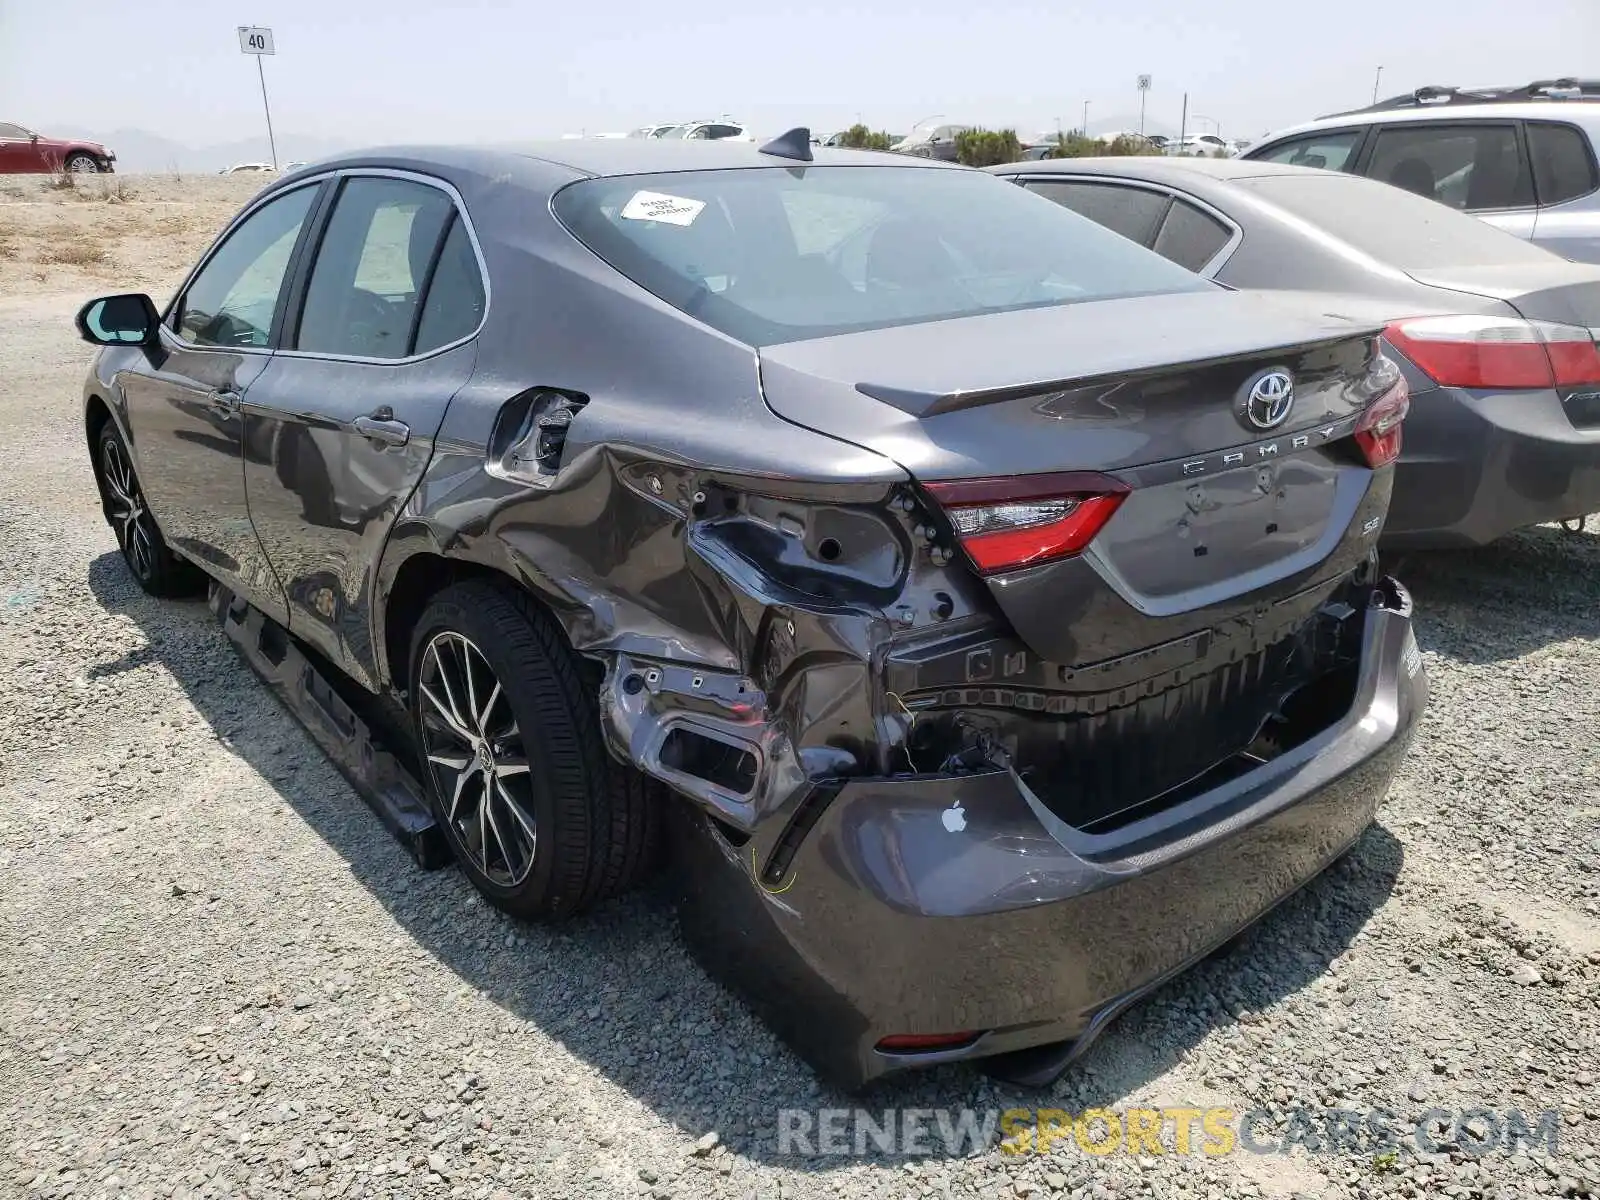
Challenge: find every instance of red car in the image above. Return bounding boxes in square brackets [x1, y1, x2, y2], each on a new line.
[0, 123, 115, 173]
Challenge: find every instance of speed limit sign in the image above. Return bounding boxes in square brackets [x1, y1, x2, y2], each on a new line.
[237, 26, 275, 54]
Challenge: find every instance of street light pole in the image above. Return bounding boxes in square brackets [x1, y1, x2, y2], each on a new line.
[1373, 66, 1384, 104]
[1081, 99, 1089, 137]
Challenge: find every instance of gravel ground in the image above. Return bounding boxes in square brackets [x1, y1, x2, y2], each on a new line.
[2, 178, 1598, 1200]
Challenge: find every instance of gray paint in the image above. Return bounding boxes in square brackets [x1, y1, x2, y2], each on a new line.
[79, 140, 1424, 1088]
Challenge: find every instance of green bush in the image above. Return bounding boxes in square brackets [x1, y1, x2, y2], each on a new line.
[954, 128, 1021, 167]
[1042, 132, 1104, 159]
[1105, 134, 1162, 157]
[838, 123, 894, 151]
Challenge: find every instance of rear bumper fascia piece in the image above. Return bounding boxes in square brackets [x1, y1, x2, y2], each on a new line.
[672, 579, 1425, 1090]
[1384, 385, 1600, 548]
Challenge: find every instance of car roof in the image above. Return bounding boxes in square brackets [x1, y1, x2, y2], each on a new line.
[1251, 99, 1600, 148]
[307, 139, 962, 182]
[988, 155, 1313, 183]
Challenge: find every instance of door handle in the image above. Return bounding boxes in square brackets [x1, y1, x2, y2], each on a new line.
[353, 412, 411, 447]
[209, 388, 241, 412]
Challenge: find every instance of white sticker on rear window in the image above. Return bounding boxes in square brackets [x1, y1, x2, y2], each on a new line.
[620, 190, 706, 226]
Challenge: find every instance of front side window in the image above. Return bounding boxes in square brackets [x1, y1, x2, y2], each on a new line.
[295, 177, 455, 359]
[1366, 123, 1533, 211]
[1251, 129, 1363, 172]
[553, 165, 1210, 346]
[1526, 122, 1599, 206]
[0, 123, 29, 139]
[177, 185, 317, 348]
[1022, 180, 1171, 245]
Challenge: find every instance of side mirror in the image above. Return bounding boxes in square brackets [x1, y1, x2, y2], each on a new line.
[30, 133, 40, 143]
[75, 293, 161, 347]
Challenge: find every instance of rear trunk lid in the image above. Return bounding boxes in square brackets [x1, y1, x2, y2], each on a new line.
[1405, 260, 1600, 328]
[758, 290, 1391, 664]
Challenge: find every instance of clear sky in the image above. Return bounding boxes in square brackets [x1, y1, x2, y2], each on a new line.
[3, 0, 1596, 147]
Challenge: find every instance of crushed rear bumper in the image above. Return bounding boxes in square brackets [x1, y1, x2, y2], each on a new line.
[671, 578, 1425, 1090]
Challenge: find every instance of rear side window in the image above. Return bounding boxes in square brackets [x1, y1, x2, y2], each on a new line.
[1151, 201, 1232, 271]
[552, 166, 1209, 346]
[413, 219, 487, 354]
[296, 177, 455, 358]
[1365, 123, 1533, 211]
[1526, 122, 1599, 205]
[1250, 130, 1363, 172]
[1022, 180, 1170, 245]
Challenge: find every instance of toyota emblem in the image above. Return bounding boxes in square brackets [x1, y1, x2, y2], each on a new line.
[1240, 370, 1295, 431]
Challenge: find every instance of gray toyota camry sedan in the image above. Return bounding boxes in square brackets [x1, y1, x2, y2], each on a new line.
[74, 135, 1425, 1089]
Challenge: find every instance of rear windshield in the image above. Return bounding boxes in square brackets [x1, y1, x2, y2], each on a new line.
[1231, 172, 1559, 270]
[552, 166, 1210, 346]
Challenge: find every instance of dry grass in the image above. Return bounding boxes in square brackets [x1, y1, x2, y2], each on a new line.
[39, 235, 109, 267]
[0, 173, 267, 295]
[68, 177, 138, 204]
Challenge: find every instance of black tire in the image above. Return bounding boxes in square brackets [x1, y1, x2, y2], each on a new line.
[64, 152, 100, 173]
[409, 580, 659, 920]
[95, 422, 201, 598]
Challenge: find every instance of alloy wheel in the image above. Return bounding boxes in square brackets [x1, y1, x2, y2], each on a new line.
[417, 631, 538, 886]
[102, 437, 155, 581]
[67, 157, 97, 174]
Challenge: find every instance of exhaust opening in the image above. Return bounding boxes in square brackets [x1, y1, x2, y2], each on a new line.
[659, 726, 759, 796]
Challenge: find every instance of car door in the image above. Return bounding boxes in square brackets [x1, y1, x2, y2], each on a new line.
[0, 123, 47, 172]
[116, 181, 323, 624]
[1356, 120, 1538, 239]
[1525, 120, 1600, 263]
[241, 171, 486, 689]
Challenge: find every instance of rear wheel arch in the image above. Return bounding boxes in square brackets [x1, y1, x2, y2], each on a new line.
[380, 549, 581, 698]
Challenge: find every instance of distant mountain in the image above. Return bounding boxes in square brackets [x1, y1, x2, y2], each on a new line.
[1085, 112, 1181, 140]
[51, 127, 356, 174]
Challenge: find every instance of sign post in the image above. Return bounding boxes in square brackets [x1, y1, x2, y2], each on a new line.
[237, 26, 278, 170]
[1137, 74, 1152, 137]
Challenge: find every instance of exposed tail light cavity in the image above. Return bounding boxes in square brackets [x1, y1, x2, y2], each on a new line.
[1354, 376, 1410, 469]
[1385, 315, 1600, 390]
[922, 472, 1130, 574]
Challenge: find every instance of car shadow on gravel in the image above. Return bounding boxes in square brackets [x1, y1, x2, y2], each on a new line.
[88, 551, 1404, 1172]
[1396, 522, 1600, 665]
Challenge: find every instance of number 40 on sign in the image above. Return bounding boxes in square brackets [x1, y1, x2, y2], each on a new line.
[238, 26, 275, 54]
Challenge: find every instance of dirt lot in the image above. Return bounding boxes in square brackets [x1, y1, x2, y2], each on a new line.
[1, 173, 1598, 1200]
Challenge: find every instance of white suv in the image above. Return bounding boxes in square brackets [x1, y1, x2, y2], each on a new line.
[1241, 78, 1600, 263]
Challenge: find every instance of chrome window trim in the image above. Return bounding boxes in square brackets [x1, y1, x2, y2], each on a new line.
[163, 166, 491, 365]
[1003, 171, 1244, 278]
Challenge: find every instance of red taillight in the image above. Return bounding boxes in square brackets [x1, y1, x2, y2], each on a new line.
[1354, 376, 1410, 469]
[923, 472, 1129, 574]
[875, 1031, 981, 1054]
[1384, 315, 1600, 389]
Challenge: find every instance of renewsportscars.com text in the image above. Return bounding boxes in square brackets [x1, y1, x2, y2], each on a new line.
[776, 1106, 1563, 1159]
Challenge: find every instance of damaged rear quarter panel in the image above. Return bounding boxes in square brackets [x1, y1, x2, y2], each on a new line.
[373, 176, 977, 832]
